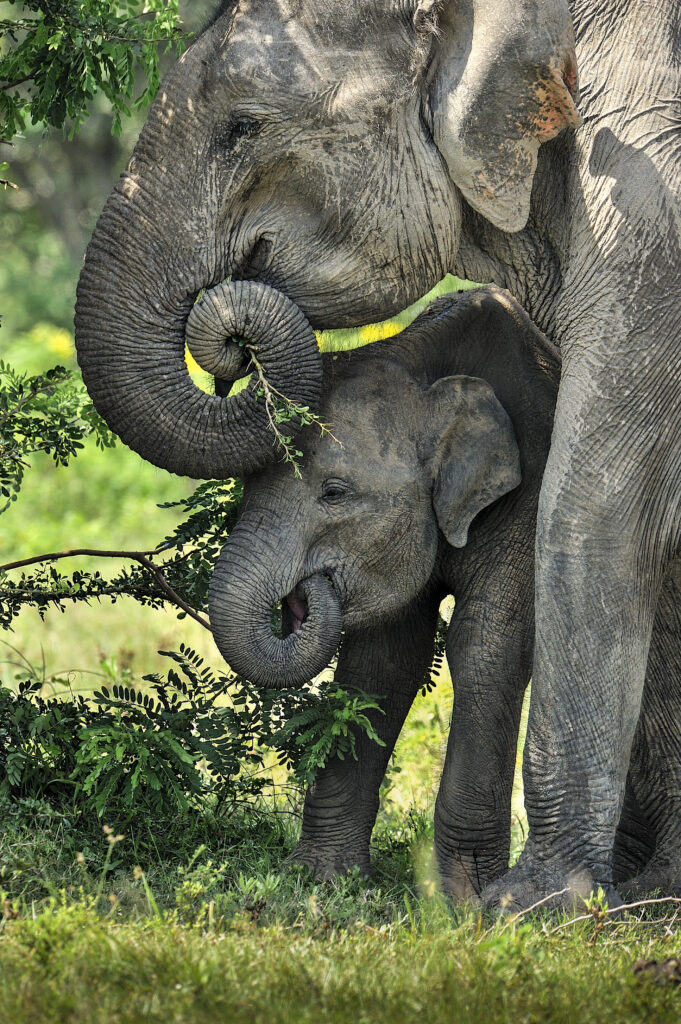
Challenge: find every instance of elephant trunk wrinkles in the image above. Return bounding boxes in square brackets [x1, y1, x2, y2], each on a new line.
[74, 188, 322, 480]
[209, 521, 342, 689]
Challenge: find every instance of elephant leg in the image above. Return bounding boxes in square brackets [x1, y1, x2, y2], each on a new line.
[615, 557, 681, 896]
[290, 592, 440, 879]
[481, 361, 678, 913]
[435, 524, 534, 899]
[612, 779, 656, 888]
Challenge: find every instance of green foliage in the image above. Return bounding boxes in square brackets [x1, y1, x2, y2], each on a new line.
[0, 643, 390, 823]
[0, 477, 241, 628]
[155, 479, 244, 613]
[267, 686, 385, 786]
[0, 1, 185, 143]
[0, 360, 115, 514]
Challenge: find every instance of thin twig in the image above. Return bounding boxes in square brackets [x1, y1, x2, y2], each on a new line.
[494, 888, 571, 932]
[0, 548, 211, 631]
[248, 350, 341, 475]
[1, 74, 33, 92]
[549, 895, 681, 934]
[1, 548, 157, 573]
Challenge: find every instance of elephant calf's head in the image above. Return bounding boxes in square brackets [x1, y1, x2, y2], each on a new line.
[209, 308, 524, 689]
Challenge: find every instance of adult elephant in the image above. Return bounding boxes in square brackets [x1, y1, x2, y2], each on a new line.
[75, 0, 681, 907]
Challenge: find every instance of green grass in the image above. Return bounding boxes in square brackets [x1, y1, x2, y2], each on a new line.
[3, 909, 680, 1024]
[1, 800, 680, 1024]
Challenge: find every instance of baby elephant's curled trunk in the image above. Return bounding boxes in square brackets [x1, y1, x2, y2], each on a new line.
[209, 531, 342, 688]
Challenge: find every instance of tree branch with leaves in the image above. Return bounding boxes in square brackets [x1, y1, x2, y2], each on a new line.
[0, 1, 186, 144]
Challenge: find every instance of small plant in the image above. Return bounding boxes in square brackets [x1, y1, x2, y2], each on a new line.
[266, 685, 386, 786]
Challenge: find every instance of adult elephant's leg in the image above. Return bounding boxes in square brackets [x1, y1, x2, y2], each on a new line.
[290, 592, 440, 879]
[616, 557, 681, 896]
[435, 525, 534, 899]
[482, 358, 677, 912]
[612, 778, 655, 887]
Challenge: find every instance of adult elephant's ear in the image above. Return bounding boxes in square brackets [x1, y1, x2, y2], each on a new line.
[422, 0, 580, 232]
[425, 375, 521, 548]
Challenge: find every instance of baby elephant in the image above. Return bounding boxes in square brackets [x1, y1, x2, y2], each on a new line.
[208, 285, 559, 897]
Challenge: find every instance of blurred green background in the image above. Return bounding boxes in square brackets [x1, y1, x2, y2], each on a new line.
[0, 0, 525, 834]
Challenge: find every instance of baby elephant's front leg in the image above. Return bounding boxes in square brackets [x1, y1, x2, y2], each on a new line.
[291, 595, 440, 879]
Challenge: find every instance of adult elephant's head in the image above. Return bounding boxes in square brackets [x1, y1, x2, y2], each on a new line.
[75, 0, 578, 480]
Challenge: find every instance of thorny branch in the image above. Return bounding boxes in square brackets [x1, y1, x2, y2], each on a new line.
[0, 548, 211, 631]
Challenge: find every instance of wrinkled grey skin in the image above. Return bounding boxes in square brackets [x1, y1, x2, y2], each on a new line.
[457, 0, 681, 911]
[210, 287, 560, 890]
[75, 0, 681, 907]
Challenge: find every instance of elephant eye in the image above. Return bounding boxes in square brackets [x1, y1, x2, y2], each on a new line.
[320, 479, 350, 504]
[215, 114, 261, 154]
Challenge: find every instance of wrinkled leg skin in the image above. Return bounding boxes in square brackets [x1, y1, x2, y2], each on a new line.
[289, 594, 440, 879]
[481, 351, 680, 914]
[435, 515, 534, 900]
[614, 558, 681, 897]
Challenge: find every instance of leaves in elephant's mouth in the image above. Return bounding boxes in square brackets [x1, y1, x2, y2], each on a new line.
[270, 602, 285, 639]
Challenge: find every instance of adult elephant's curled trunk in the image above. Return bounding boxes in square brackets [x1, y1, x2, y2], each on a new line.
[74, 205, 322, 480]
[208, 526, 343, 688]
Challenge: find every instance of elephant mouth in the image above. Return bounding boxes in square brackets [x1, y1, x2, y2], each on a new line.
[280, 572, 341, 639]
[285, 584, 309, 634]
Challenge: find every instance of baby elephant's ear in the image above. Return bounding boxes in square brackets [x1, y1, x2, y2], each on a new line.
[426, 375, 521, 548]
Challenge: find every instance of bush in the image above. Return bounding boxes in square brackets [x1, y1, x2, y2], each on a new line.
[0, 641, 391, 824]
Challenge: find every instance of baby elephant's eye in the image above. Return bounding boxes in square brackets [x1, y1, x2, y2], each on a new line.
[320, 478, 349, 503]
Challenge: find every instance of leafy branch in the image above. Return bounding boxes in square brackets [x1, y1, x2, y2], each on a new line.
[0, 547, 211, 630]
[0, 1, 186, 147]
[0, 361, 115, 513]
[249, 352, 342, 478]
[0, 475, 242, 630]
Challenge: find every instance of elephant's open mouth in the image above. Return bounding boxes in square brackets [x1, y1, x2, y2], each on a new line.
[285, 585, 309, 633]
[279, 572, 341, 642]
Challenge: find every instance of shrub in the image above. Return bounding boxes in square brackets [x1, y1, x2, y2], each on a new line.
[0, 644, 391, 824]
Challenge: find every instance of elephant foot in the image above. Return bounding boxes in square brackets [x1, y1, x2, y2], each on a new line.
[286, 840, 371, 881]
[437, 851, 507, 903]
[480, 853, 622, 916]
[620, 857, 681, 900]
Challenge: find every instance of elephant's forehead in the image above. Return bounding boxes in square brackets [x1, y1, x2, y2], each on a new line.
[319, 376, 418, 472]
[308, 425, 416, 491]
[218, 1, 410, 111]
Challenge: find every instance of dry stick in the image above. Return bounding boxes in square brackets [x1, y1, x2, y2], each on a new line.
[0, 548, 211, 631]
[549, 895, 681, 935]
[494, 888, 571, 933]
